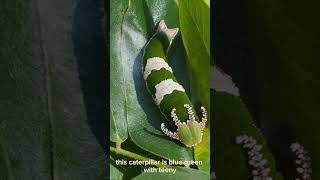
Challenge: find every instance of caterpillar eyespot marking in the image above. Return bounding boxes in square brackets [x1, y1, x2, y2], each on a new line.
[142, 20, 208, 147]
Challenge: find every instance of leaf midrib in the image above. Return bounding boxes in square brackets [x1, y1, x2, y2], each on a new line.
[110, 103, 121, 141]
[0, 139, 15, 180]
[35, 0, 55, 179]
[119, 0, 131, 136]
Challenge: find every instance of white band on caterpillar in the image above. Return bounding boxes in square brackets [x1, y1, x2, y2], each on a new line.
[143, 57, 173, 80]
[154, 79, 185, 105]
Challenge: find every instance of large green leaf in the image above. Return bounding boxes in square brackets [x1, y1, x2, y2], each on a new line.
[245, 1, 320, 179]
[109, 0, 129, 143]
[110, 163, 124, 180]
[194, 128, 210, 173]
[179, 0, 210, 109]
[179, 0, 210, 173]
[0, 0, 107, 179]
[110, 156, 125, 180]
[203, 0, 210, 8]
[110, 0, 193, 161]
[132, 167, 209, 180]
[212, 90, 283, 180]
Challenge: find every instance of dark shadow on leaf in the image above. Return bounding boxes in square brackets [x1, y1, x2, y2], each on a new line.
[141, 127, 185, 148]
[213, 0, 259, 124]
[132, 49, 164, 129]
[142, 127, 167, 139]
[129, 0, 167, 131]
[72, 0, 107, 152]
[263, 121, 298, 179]
[142, 0, 155, 39]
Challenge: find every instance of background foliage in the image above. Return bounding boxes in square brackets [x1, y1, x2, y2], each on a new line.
[0, 0, 107, 179]
[110, 0, 210, 179]
[213, 0, 320, 179]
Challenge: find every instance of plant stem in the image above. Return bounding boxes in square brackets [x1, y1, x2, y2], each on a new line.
[110, 146, 169, 167]
[110, 146, 149, 161]
[116, 141, 122, 150]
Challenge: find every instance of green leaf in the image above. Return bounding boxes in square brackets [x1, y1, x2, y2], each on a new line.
[110, 163, 124, 180]
[109, 0, 129, 143]
[0, 0, 107, 179]
[179, 0, 210, 109]
[245, 1, 320, 179]
[194, 128, 210, 173]
[132, 167, 209, 180]
[110, 0, 193, 161]
[203, 0, 210, 8]
[212, 90, 283, 180]
[179, 0, 210, 173]
[110, 155, 128, 180]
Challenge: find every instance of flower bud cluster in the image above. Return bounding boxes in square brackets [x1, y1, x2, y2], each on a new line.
[290, 142, 312, 180]
[236, 134, 272, 180]
[211, 171, 216, 180]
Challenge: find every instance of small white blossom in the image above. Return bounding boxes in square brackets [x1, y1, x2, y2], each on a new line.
[235, 134, 272, 180]
[291, 142, 312, 180]
[211, 171, 216, 180]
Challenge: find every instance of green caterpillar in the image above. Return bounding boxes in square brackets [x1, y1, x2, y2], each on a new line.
[142, 20, 207, 147]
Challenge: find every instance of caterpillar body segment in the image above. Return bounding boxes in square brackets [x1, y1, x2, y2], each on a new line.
[142, 20, 207, 147]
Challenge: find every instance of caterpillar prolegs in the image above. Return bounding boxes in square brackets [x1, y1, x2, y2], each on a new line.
[142, 20, 207, 147]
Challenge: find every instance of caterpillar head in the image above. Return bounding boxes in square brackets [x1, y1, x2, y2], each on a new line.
[161, 105, 207, 147]
[157, 20, 179, 44]
[156, 20, 179, 54]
